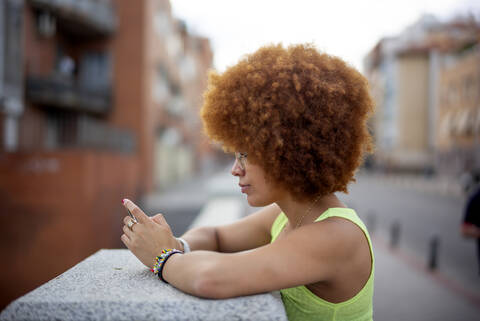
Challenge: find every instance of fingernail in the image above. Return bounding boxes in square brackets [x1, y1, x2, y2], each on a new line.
[122, 199, 126, 205]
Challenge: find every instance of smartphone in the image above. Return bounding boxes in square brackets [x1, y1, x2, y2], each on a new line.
[126, 207, 138, 222]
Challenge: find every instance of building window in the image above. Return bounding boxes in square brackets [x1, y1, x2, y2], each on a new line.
[154, 10, 170, 37]
[78, 51, 111, 91]
[465, 75, 476, 101]
[35, 10, 56, 38]
[439, 112, 452, 139]
[45, 110, 135, 152]
[179, 54, 197, 82]
[475, 108, 480, 135]
[153, 65, 169, 103]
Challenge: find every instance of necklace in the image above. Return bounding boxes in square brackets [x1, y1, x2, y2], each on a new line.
[294, 195, 322, 229]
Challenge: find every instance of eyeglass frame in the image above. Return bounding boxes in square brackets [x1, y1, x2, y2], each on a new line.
[234, 152, 248, 170]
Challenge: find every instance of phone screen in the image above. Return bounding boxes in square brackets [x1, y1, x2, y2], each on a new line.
[126, 207, 137, 222]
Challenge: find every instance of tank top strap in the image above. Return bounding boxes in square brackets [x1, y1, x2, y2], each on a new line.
[315, 207, 364, 226]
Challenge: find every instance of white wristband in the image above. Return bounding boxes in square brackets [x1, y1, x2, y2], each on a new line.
[176, 237, 191, 253]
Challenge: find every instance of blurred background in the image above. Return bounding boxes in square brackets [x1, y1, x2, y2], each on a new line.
[0, 0, 479, 319]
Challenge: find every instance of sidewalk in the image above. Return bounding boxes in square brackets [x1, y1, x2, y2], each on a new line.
[362, 171, 465, 199]
[144, 167, 480, 320]
[372, 235, 480, 320]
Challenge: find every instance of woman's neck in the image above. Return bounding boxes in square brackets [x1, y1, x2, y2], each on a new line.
[276, 193, 346, 229]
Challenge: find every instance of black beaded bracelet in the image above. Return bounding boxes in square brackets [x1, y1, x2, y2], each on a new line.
[157, 249, 182, 283]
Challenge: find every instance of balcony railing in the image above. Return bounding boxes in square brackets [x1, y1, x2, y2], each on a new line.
[15, 109, 135, 153]
[26, 75, 112, 115]
[29, 0, 117, 36]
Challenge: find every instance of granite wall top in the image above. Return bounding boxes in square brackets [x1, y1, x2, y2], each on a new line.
[0, 249, 287, 321]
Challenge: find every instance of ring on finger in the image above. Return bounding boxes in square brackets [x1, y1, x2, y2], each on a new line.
[127, 219, 137, 230]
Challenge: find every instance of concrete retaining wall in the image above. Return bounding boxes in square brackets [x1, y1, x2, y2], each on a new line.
[0, 249, 287, 321]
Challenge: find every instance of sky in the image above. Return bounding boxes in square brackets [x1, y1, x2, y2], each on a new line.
[171, 0, 480, 73]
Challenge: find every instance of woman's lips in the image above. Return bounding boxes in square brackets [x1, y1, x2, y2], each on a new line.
[239, 184, 250, 193]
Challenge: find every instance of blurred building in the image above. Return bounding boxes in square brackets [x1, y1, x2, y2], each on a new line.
[436, 39, 480, 178]
[148, 0, 214, 190]
[0, 0, 212, 309]
[364, 14, 480, 176]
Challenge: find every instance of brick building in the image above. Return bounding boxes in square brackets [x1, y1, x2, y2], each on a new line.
[0, 0, 213, 309]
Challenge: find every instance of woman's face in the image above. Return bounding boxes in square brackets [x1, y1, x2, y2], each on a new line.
[231, 154, 286, 206]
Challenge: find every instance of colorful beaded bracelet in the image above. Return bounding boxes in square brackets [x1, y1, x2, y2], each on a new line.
[152, 249, 183, 283]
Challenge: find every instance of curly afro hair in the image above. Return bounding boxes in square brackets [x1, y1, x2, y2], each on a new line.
[200, 43, 374, 200]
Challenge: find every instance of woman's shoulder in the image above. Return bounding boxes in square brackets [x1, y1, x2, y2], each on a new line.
[308, 210, 368, 252]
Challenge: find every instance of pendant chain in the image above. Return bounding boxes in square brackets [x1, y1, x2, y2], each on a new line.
[294, 195, 322, 229]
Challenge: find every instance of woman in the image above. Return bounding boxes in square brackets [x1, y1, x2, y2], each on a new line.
[121, 43, 375, 321]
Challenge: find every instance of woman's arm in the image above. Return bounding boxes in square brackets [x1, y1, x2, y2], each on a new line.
[178, 204, 281, 252]
[122, 199, 281, 268]
[163, 217, 367, 299]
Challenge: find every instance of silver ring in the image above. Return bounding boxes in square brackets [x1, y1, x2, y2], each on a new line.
[127, 219, 136, 230]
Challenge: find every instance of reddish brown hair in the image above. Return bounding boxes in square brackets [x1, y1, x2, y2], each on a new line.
[201, 43, 374, 200]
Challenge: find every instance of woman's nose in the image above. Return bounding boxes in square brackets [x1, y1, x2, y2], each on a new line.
[231, 159, 245, 176]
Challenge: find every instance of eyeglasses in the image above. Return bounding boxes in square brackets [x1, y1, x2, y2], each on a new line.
[234, 152, 248, 170]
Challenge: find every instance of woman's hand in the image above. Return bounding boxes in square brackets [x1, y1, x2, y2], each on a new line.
[121, 199, 180, 268]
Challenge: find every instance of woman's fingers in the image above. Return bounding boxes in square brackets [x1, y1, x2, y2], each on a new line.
[120, 233, 130, 246]
[123, 216, 133, 226]
[123, 199, 150, 223]
[123, 224, 134, 237]
[151, 213, 168, 226]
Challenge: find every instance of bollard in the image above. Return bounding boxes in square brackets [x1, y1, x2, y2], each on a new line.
[390, 221, 401, 248]
[366, 211, 376, 235]
[428, 235, 440, 270]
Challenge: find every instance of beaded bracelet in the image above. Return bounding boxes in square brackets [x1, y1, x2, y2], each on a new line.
[152, 249, 183, 283]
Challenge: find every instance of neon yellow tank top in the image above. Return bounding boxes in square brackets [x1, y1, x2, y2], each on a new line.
[270, 208, 374, 321]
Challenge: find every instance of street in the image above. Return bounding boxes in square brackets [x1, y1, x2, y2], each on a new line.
[340, 172, 480, 298]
